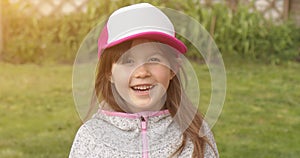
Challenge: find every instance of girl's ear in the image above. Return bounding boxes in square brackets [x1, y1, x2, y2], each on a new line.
[110, 76, 114, 83]
[172, 57, 182, 75]
[110, 75, 114, 83]
[170, 58, 182, 80]
[170, 71, 176, 80]
[106, 73, 114, 83]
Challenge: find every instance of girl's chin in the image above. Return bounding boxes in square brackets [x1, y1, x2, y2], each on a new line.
[127, 99, 152, 108]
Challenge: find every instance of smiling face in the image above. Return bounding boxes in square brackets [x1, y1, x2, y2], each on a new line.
[110, 39, 175, 113]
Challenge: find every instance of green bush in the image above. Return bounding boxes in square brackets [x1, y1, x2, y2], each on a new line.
[1, 0, 299, 64]
[195, 4, 299, 64]
[1, 0, 105, 64]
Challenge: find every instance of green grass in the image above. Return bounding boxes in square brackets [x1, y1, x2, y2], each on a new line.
[214, 60, 300, 157]
[0, 61, 299, 158]
[0, 63, 81, 158]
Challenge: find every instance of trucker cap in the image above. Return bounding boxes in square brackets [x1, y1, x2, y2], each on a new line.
[97, 3, 187, 57]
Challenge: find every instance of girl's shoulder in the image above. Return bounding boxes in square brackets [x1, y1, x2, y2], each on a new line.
[75, 115, 106, 136]
[200, 121, 214, 137]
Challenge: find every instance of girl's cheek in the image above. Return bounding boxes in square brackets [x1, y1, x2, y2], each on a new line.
[151, 64, 172, 73]
[112, 65, 132, 82]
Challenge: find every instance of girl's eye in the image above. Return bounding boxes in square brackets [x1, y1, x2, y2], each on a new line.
[121, 58, 134, 64]
[148, 57, 160, 62]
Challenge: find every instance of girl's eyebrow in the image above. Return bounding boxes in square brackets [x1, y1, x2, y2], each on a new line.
[142, 52, 164, 59]
[149, 47, 165, 54]
[122, 51, 134, 58]
[155, 50, 164, 54]
[151, 53, 165, 58]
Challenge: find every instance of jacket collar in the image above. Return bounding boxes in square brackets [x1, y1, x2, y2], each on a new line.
[100, 109, 170, 119]
[92, 101, 172, 131]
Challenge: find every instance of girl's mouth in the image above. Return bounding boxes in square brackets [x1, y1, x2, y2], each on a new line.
[131, 85, 154, 94]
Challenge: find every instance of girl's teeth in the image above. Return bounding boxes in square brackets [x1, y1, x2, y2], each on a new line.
[133, 85, 153, 90]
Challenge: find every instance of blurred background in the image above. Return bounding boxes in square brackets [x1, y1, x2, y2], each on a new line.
[0, 0, 299, 157]
[1, 0, 300, 64]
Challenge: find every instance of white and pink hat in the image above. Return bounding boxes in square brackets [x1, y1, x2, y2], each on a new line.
[97, 3, 187, 57]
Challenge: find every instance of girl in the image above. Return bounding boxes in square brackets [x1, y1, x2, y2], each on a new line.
[69, 3, 219, 158]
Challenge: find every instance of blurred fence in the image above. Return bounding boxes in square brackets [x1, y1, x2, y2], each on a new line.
[0, 0, 299, 63]
[3, 0, 297, 20]
[9, 0, 89, 17]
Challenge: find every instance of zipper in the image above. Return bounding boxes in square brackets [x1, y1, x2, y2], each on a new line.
[140, 116, 148, 158]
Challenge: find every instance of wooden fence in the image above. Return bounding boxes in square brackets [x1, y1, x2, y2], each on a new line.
[8, 0, 89, 17]
[0, 0, 299, 55]
[225, 0, 299, 23]
[3, 0, 297, 20]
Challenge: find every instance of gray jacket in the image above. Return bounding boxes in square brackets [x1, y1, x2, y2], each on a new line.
[69, 108, 219, 158]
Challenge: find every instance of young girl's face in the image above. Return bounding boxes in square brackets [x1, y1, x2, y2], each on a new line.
[110, 39, 175, 113]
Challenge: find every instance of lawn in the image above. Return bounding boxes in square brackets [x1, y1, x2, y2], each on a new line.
[0, 61, 299, 158]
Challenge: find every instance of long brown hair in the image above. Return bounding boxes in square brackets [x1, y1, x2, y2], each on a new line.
[95, 40, 214, 158]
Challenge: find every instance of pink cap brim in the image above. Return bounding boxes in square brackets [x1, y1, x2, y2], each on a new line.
[98, 31, 187, 57]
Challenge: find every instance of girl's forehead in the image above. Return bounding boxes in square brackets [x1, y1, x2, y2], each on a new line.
[127, 39, 165, 56]
[131, 39, 153, 47]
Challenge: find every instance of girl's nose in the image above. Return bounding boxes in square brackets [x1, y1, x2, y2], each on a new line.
[133, 64, 151, 78]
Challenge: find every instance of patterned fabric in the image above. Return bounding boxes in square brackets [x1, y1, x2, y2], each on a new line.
[69, 107, 219, 158]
